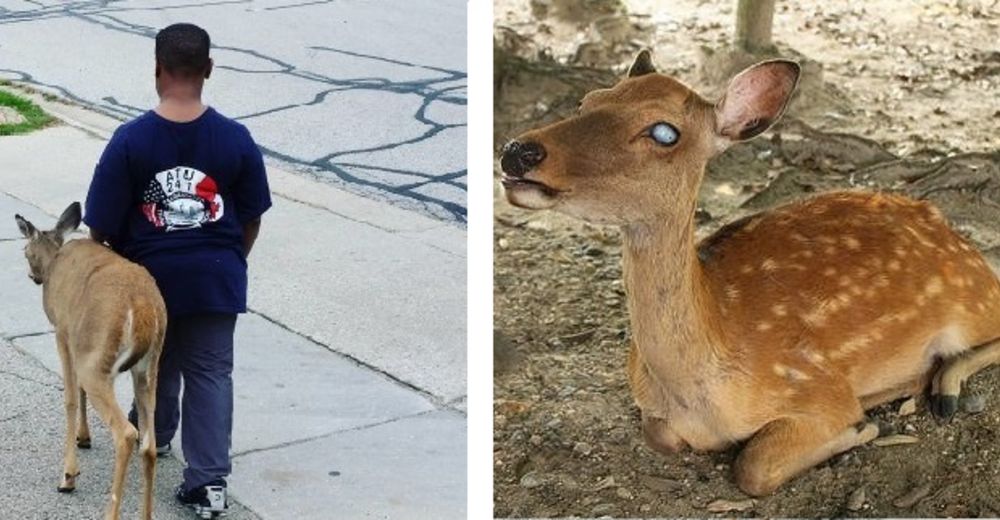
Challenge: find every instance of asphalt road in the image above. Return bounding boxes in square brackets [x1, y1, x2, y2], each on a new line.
[0, 0, 468, 223]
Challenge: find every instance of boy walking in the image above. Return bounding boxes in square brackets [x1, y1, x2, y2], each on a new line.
[84, 23, 271, 517]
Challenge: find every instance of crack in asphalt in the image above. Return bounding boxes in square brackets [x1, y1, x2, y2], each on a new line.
[0, 409, 32, 423]
[0, 0, 467, 223]
[0, 367, 61, 391]
[261, 0, 335, 11]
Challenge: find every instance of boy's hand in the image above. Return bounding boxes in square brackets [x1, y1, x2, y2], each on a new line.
[90, 228, 110, 246]
[243, 218, 261, 258]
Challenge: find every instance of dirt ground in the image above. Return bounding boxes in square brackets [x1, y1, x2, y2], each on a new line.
[493, 0, 1000, 517]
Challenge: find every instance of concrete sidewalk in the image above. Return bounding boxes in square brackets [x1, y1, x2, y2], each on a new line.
[0, 0, 467, 222]
[0, 89, 466, 519]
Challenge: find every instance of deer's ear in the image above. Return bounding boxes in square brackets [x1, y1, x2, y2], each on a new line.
[715, 60, 799, 142]
[15, 214, 37, 239]
[54, 202, 82, 239]
[627, 50, 657, 78]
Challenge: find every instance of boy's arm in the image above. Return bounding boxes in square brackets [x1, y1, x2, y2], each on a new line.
[242, 217, 261, 257]
[234, 127, 272, 258]
[85, 129, 131, 250]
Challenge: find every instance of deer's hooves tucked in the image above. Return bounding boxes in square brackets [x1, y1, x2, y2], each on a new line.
[733, 463, 779, 498]
[641, 415, 686, 455]
[855, 422, 880, 443]
[931, 394, 958, 421]
[872, 419, 894, 437]
[76, 438, 91, 449]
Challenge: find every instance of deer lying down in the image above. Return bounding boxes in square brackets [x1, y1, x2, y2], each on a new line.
[498, 51, 1000, 496]
[15, 202, 166, 520]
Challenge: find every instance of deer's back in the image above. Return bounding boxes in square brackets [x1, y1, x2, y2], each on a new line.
[45, 239, 166, 347]
[697, 191, 1000, 400]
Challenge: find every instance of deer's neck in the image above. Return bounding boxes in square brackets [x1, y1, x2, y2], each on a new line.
[37, 245, 63, 286]
[621, 210, 726, 384]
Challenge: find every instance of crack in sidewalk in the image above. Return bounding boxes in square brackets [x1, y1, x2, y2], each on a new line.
[230, 408, 438, 460]
[270, 191, 464, 259]
[246, 309, 464, 414]
[4, 330, 53, 341]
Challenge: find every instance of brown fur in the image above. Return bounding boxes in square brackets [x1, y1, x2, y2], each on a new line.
[500, 54, 1000, 496]
[17, 204, 166, 520]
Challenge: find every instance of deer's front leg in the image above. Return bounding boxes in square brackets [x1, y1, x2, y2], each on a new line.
[641, 414, 687, 454]
[733, 384, 873, 496]
[55, 333, 80, 492]
[627, 341, 687, 453]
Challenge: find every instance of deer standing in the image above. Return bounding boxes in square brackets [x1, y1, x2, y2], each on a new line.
[499, 51, 1000, 495]
[15, 202, 166, 519]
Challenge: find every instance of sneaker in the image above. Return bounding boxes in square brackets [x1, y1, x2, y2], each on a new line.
[176, 480, 229, 519]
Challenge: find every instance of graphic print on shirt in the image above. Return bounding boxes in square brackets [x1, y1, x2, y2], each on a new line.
[141, 166, 224, 231]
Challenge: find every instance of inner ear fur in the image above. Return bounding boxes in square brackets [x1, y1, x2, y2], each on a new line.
[715, 60, 800, 141]
[627, 50, 657, 78]
[53, 202, 82, 240]
[15, 214, 37, 239]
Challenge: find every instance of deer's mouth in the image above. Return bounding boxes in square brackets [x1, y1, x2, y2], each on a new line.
[501, 175, 562, 209]
[501, 176, 560, 196]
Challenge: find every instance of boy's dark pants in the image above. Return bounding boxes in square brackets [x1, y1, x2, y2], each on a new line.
[131, 312, 236, 491]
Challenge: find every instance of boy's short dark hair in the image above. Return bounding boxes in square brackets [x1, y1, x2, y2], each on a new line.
[155, 23, 211, 77]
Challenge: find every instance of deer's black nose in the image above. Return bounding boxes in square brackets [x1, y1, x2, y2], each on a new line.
[500, 140, 546, 177]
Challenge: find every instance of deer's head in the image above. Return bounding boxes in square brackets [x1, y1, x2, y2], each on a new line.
[15, 202, 82, 285]
[500, 51, 799, 225]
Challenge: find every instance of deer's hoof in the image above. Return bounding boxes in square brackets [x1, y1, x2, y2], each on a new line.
[76, 438, 91, 449]
[931, 394, 958, 421]
[57, 471, 79, 492]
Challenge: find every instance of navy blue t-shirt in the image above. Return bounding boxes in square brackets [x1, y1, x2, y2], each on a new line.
[84, 107, 271, 317]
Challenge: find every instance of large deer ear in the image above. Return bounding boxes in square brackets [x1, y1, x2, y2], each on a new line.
[715, 60, 800, 142]
[15, 214, 37, 239]
[627, 50, 657, 78]
[54, 202, 82, 240]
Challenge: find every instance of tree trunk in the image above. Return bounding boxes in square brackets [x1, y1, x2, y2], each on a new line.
[734, 0, 776, 53]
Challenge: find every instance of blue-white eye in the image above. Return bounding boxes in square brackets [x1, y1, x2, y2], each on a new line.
[649, 122, 679, 146]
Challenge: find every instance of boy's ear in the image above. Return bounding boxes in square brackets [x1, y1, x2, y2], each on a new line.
[205, 58, 213, 80]
[15, 214, 37, 239]
[54, 202, 82, 240]
[715, 60, 800, 144]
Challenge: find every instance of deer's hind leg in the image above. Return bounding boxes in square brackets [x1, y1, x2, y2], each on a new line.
[77, 388, 91, 449]
[131, 350, 159, 520]
[81, 373, 136, 520]
[859, 366, 936, 411]
[733, 380, 876, 497]
[55, 332, 81, 492]
[931, 338, 1000, 419]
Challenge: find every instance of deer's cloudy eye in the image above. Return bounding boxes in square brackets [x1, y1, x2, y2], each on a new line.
[649, 122, 679, 146]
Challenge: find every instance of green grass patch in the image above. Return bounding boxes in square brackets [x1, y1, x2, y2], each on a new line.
[0, 89, 54, 136]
